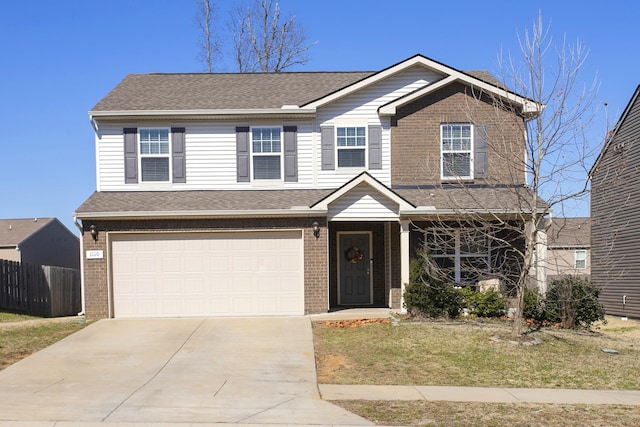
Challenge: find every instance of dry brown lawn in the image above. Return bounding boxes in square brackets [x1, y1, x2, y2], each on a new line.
[314, 315, 640, 426]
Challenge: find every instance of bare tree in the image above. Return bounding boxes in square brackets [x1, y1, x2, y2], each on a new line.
[195, 0, 221, 72]
[229, 0, 314, 72]
[413, 13, 599, 337]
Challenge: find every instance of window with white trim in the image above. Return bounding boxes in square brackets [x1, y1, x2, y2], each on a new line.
[575, 250, 587, 269]
[252, 127, 281, 180]
[337, 126, 366, 168]
[425, 228, 490, 284]
[139, 128, 170, 182]
[441, 124, 473, 179]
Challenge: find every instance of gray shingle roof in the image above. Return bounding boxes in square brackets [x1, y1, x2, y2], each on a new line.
[91, 72, 375, 112]
[75, 186, 538, 218]
[91, 70, 502, 113]
[0, 218, 56, 246]
[75, 190, 334, 215]
[547, 217, 590, 247]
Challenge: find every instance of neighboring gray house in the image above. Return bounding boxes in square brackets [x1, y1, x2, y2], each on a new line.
[590, 85, 640, 319]
[546, 217, 590, 282]
[0, 218, 80, 269]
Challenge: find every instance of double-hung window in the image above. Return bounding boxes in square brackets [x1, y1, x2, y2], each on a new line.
[252, 127, 281, 180]
[337, 126, 366, 168]
[139, 128, 170, 182]
[575, 250, 587, 269]
[441, 124, 473, 179]
[425, 228, 490, 284]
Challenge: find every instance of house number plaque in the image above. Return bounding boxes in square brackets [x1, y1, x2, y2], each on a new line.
[86, 250, 104, 259]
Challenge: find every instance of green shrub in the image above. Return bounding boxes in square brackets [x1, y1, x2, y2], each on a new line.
[404, 249, 462, 319]
[523, 287, 547, 325]
[546, 276, 606, 329]
[460, 287, 508, 318]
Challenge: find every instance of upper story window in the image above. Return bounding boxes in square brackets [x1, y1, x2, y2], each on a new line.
[337, 126, 366, 168]
[441, 124, 473, 180]
[252, 127, 281, 180]
[139, 128, 170, 182]
[575, 249, 587, 269]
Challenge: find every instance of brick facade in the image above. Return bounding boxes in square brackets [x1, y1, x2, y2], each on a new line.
[81, 218, 328, 319]
[390, 82, 526, 186]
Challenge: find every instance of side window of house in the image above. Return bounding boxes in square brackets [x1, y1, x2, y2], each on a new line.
[575, 250, 587, 269]
[252, 127, 281, 180]
[140, 128, 170, 182]
[441, 124, 473, 180]
[336, 126, 366, 168]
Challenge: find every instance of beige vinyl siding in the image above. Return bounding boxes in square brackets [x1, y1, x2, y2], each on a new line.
[0, 247, 20, 262]
[546, 247, 591, 277]
[316, 66, 443, 188]
[591, 90, 640, 318]
[328, 183, 399, 220]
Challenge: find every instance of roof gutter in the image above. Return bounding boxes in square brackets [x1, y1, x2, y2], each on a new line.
[89, 107, 317, 122]
[73, 207, 328, 220]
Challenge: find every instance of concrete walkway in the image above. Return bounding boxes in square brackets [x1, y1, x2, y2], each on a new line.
[319, 384, 640, 405]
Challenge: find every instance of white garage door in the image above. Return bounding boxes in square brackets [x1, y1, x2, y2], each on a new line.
[110, 231, 304, 318]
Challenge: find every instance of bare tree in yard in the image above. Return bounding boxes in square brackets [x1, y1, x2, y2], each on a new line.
[416, 13, 598, 337]
[195, 0, 221, 72]
[230, 0, 314, 72]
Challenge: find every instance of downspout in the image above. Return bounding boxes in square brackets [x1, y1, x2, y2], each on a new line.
[89, 114, 99, 133]
[73, 215, 86, 316]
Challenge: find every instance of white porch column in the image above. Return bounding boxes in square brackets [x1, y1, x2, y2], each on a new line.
[536, 226, 548, 294]
[399, 220, 410, 313]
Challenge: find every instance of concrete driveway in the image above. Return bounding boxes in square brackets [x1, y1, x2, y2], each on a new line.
[0, 317, 371, 425]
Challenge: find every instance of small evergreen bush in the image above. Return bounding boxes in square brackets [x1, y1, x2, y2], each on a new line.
[523, 287, 547, 326]
[460, 287, 508, 318]
[546, 276, 606, 329]
[404, 249, 462, 319]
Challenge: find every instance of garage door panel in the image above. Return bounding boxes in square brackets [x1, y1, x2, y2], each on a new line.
[111, 231, 303, 318]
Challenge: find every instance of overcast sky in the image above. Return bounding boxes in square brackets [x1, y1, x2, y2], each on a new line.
[0, 0, 636, 233]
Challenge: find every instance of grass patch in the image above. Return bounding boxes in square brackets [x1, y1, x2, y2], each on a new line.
[0, 318, 89, 370]
[0, 311, 41, 322]
[313, 316, 640, 389]
[334, 400, 640, 427]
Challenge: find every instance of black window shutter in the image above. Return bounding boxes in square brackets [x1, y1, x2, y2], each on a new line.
[236, 126, 250, 182]
[320, 126, 335, 170]
[474, 124, 488, 179]
[368, 125, 382, 169]
[171, 127, 186, 183]
[283, 126, 298, 182]
[123, 128, 138, 184]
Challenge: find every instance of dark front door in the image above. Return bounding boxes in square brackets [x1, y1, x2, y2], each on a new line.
[338, 232, 372, 305]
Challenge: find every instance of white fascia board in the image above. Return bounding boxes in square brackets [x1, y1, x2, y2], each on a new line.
[89, 107, 316, 120]
[379, 74, 542, 116]
[74, 208, 327, 220]
[303, 55, 436, 109]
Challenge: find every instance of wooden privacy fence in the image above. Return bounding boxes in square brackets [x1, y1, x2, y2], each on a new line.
[0, 259, 81, 317]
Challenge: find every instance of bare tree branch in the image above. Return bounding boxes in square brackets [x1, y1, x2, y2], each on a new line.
[230, 0, 315, 72]
[194, 0, 221, 72]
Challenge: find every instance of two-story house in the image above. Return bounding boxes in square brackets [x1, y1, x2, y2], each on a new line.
[591, 85, 640, 319]
[74, 54, 540, 319]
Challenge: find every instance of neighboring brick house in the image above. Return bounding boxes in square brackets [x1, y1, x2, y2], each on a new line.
[591, 85, 640, 319]
[0, 218, 79, 269]
[545, 217, 590, 282]
[75, 54, 543, 319]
